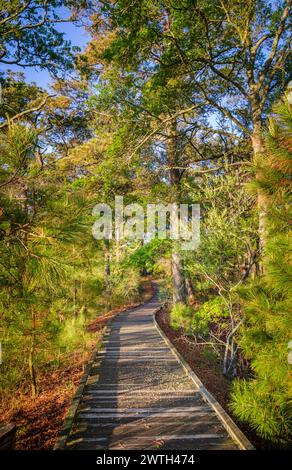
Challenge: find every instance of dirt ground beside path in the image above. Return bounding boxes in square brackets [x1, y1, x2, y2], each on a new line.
[156, 306, 281, 450]
[1, 281, 154, 450]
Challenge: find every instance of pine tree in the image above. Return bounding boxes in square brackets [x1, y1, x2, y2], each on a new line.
[231, 91, 292, 444]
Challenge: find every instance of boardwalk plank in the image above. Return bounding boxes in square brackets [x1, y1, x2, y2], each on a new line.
[64, 295, 243, 450]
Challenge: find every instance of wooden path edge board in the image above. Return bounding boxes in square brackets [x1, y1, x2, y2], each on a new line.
[53, 344, 99, 450]
[53, 300, 154, 450]
[54, 296, 254, 451]
[153, 309, 255, 451]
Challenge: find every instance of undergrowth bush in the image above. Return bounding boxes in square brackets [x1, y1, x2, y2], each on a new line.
[191, 296, 229, 336]
[231, 95, 292, 444]
[170, 296, 229, 338]
[170, 303, 194, 332]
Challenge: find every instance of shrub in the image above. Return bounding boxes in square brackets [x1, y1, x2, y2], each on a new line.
[191, 296, 229, 336]
[231, 94, 292, 444]
[170, 303, 194, 332]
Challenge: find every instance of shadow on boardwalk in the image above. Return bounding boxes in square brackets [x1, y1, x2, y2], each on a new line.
[63, 293, 243, 450]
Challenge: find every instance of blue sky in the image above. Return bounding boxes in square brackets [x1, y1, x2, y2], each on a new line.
[0, 12, 224, 131]
[0, 19, 90, 90]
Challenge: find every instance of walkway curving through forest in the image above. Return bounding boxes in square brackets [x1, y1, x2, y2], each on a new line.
[61, 292, 249, 450]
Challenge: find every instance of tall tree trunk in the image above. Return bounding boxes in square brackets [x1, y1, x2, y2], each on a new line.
[167, 121, 186, 304]
[73, 279, 78, 317]
[104, 239, 111, 277]
[251, 121, 267, 275]
[104, 239, 112, 308]
[185, 276, 195, 304]
[172, 251, 186, 304]
[28, 312, 37, 398]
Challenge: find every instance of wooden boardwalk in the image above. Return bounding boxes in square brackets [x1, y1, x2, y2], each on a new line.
[63, 295, 247, 450]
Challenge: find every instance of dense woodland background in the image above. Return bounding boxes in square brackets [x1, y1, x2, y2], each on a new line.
[0, 0, 291, 448]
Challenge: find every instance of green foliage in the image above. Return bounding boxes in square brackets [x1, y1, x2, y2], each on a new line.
[187, 166, 256, 290]
[192, 297, 229, 336]
[108, 264, 142, 306]
[201, 347, 219, 364]
[0, 1, 84, 73]
[170, 302, 194, 333]
[0, 121, 143, 400]
[1, 0, 291, 449]
[169, 295, 229, 340]
[129, 239, 167, 274]
[231, 379, 291, 445]
[58, 313, 90, 352]
[231, 95, 292, 444]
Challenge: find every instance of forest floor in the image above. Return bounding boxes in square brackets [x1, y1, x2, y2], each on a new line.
[1, 282, 154, 450]
[2, 283, 277, 450]
[156, 306, 278, 451]
[2, 356, 92, 450]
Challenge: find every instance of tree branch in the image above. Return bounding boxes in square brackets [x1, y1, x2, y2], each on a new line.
[0, 1, 31, 26]
[127, 103, 205, 160]
[258, 0, 292, 86]
[197, 85, 250, 135]
[0, 94, 53, 129]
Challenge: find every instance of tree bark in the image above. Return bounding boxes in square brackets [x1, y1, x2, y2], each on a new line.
[104, 239, 111, 277]
[167, 121, 187, 304]
[104, 239, 112, 308]
[185, 276, 195, 304]
[251, 121, 267, 274]
[73, 279, 78, 317]
[28, 312, 37, 398]
[172, 251, 187, 304]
